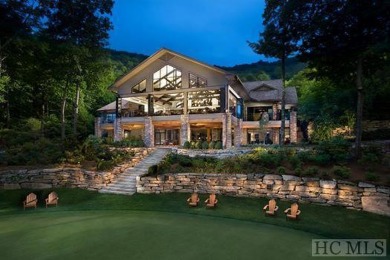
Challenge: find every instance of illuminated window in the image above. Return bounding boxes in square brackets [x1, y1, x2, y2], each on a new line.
[189, 73, 207, 88]
[188, 90, 220, 114]
[153, 65, 182, 91]
[131, 79, 146, 93]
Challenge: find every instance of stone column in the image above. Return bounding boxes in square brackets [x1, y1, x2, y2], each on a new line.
[241, 128, 248, 145]
[144, 117, 154, 147]
[212, 129, 220, 141]
[223, 112, 232, 149]
[272, 103, 278, 120]
[95, 117, 101, 137]
[180, 114, 190, 145]
[234, 119, 243, 147]
[114, 117, 123, 141]
[290, 110, 297, 143]
[272, 128, 279, 145]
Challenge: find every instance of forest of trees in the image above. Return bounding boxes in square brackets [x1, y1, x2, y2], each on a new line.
[1, 0, 389, 162]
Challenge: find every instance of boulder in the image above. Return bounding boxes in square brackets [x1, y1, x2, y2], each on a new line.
[282, 175, 301, 181]
[320, 180, 337, 189]
[358, 182, 376, 188]
[361, 196, 390, 217]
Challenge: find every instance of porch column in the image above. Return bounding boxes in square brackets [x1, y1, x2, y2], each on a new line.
[114, 117, 123, 141]
[144, 117, 154, 147]
[290, 110, 297, 143]
[272, 128, 279, 145]
[241, 128, 248, 145]
[223, 112, 232, 149]
[272, 103, 278, 120]
[180, 114, 190, 146]
[95, 117, 101, 137]
[234, 119, 243, 147]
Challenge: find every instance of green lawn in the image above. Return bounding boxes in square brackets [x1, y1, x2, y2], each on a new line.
[0, 189, 389, 259]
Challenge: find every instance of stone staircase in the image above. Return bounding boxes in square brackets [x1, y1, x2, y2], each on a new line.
[99, 148, 171, 195]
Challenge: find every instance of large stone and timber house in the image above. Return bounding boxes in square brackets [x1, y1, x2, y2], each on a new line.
[95, 48, 298, 148]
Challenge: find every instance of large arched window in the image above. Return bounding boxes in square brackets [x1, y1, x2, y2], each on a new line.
[153, 65, 182, 91]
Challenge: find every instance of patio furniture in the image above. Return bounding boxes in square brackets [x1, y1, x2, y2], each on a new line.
[45, 191, 59, 208]
[187, 193, 200, 207]
[23, 193, 37, 210]
[263, 199, 279, 216]
[284, 203, 301, 220]
[205, 194, 218, 208]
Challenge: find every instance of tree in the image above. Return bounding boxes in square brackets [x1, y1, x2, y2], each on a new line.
[290, 0, 390, 156]
[41, 0, 113, 139]
[0, 0, 44, 127]
[249, 0, 298, 145]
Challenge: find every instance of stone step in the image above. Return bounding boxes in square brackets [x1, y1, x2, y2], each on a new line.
[98, 148, 170, 195]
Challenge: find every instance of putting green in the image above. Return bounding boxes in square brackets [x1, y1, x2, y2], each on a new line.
[0, 210, 321, 260]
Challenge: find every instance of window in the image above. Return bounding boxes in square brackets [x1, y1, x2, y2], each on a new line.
[189, 73, 207, 88]
[153, 65, 182, 91]
[188, 90, 220, 114]
[131, 79, 146, 93]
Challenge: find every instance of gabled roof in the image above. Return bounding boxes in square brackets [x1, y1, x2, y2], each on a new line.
[242, 79, 298, 104]
[111, 48, 229, 91]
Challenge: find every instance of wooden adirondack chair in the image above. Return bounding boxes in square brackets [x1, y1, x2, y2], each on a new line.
[23, 193, 37, 210]
[284, 203, 301, 220]
[187, 193, 200, 207]
[45, 191, 59, 208]
[263, 199, 279, 216]
[205, 194, 218, 208]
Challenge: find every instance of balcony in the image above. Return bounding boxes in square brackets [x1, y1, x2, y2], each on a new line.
[243, 120, 290, 128]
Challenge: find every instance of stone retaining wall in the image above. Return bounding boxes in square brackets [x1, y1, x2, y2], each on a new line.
[137, 173, 390, 216]
[0, 148, 153, 191]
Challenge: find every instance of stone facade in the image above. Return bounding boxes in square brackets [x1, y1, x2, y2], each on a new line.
[94, 118, 101, 137]
[144, 117, 154, 147]
[180, 114, 190, 146]
[222, 113, 232, 149]
[114, 117, 122, 141]
[137, 173, 390, 216]
[290, 110, 297, 143]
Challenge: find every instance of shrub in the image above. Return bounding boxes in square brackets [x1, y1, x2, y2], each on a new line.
[201, 141, 209, 150]
[97, 159, 115, 171]
[317, 137, 351, 163]
[147, 165, 158, 176]
[320, 171, 332, 180]
[276, 166, 286, 174]
[333, 166, 351, 179]
[257, 152, 281, 168]
[215, 141, 223, 149]
[288, 155, 302, 169]
[297, 150, 315, 163]
[314, 153, 332, 166]
[0, 129, 39, 149]
[177, 156, 193, 167]
[365, 172, 380, 182]
[302, 166, 319, 177]
[5, 138, 63, 165]
[209, 141, 215, 149]
[294, 167, 303, 176]
[183, 141, 191, 149]
[23, 117, 41, 132]
[188, 141, 194, 149]
[81, 135, 103, 160]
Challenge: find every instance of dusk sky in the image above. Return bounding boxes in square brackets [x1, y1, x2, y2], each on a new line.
[109, 0, 267, 67]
